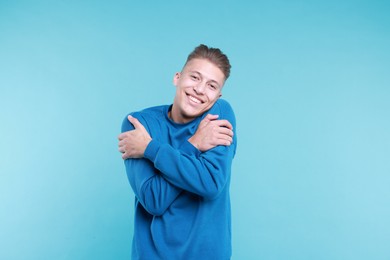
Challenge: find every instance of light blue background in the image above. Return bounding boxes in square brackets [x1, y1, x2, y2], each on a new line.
[1, 1, 389, 259]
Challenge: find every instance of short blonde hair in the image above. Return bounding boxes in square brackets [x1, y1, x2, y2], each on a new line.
[185, 44, 231, 80]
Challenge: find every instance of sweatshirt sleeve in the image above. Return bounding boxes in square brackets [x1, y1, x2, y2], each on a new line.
[121, 113, 182, 216]
[143, 100, 237, 200]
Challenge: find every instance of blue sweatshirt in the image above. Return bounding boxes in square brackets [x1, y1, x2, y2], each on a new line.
[121, 99, 237, 260]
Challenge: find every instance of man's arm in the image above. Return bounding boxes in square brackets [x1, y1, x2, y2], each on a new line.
[188, 113, 233, 152]
[145, 122, 236, 199]
[120, 114, 183, 216]
[119, 114, 233, 158]
[119, 112, 233, 215]
[120, 100, 237, 200]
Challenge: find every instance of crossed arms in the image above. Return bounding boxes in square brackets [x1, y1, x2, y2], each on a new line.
[118, 113, 235, 216]
[118, 114, 233, 158]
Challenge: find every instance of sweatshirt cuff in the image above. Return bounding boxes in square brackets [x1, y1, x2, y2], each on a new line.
[180, 140, 201, 157]
[144, 140, 160, 162]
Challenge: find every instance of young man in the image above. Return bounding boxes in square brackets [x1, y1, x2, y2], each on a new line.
[118, 44, 237, 259]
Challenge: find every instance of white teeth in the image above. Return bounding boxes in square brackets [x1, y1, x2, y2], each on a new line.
[189, 95, 201, 104]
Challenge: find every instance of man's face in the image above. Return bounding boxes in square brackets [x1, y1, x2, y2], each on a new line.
[171, 58, 225, 124]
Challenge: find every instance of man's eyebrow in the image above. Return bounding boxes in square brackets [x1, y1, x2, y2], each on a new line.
[189, 70, 221, 86]
[188, 70, 201, 75]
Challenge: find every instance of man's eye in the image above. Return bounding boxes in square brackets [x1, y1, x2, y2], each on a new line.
[191, 75, 199, 80]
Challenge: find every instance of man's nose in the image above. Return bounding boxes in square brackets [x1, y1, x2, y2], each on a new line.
[194, 82, 206, 94]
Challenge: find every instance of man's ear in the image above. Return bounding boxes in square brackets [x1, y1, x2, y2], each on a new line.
[173, 72, 181, 86]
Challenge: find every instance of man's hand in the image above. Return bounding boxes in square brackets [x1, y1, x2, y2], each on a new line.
[118, 115, 152, 160]
[188, 114, 233, 152]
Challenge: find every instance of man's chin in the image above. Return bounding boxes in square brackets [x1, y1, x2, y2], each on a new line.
[183, 103, 215, 118]
[182, 110, 204, 120]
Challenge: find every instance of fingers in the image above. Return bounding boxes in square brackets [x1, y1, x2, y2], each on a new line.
[118, 139, 126, 157]
[199, 114, 219, 127]
[214, 119, 233, 130]
[219, 127, 234, 138]
[214, 123, 234, 145]
[122, 152, 130, 160]
[217, 133, 233, 145]
[203, 115, 233, 131]
[208, 120, 234, 137]
[118, 132, 126, 141]
[205, 114, 219, 121]
[209, 135, 232, 147]
[118, 140, 125, 152]
[128, 115, 145, 130]
[118, 141, 131, 160]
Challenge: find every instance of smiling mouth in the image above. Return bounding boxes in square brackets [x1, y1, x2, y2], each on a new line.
[188, 94, 203, 104]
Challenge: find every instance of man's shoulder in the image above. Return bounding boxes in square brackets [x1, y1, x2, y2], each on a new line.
[129, 104, 165, 118]
[122, 105, 169, 132]
[209, 99, 235, 116]
[215, 99, 233, 109]
[137, 105, 168, 117]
